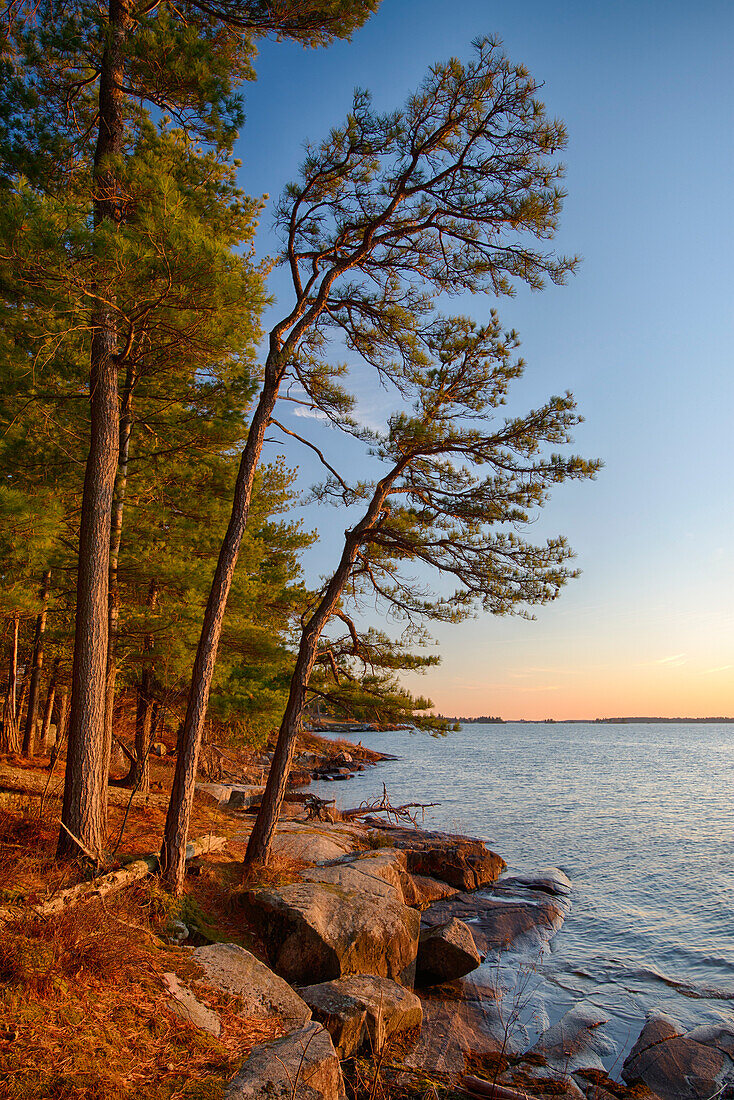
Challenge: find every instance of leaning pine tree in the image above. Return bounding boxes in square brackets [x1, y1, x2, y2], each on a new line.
[162, 36, 580, 891]
[245, 316, 600, 864]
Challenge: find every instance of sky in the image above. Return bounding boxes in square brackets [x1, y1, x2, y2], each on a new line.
[233, 0, 734, 720]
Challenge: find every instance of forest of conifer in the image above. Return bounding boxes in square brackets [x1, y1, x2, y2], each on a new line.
[1, 1, 594, 887]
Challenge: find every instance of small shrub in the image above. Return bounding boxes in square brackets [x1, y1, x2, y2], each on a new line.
[364, 830, 393, 850]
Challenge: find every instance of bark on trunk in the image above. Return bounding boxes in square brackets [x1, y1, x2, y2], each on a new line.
[103, 370, 134, 811]
[16, 655, 32, 731]
[58, 0, 130, 861]
[49, 687, 69, 769]
[22, 570, 51, 757]
[160, 370, 282, 893]
[1, 615, 20, 754]
[245, 466, 402, 866]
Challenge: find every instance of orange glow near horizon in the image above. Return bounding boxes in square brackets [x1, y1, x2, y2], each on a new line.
[425, 666, 734, 721]
[407, 646, 734, 722]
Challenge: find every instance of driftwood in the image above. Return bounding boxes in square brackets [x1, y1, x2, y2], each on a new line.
[304, 793, 336, 822]
[341, 783, 438, 826]
[0, 833, 226, 923]
[459, 1076, 532, 1100]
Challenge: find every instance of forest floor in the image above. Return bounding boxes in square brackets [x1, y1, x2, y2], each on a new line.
[0, 730, 388, 1100]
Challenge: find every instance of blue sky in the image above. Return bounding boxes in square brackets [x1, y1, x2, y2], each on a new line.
[234, 0, 734, 718]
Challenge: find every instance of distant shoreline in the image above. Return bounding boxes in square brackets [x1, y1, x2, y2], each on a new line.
[442, 715, 734, 724]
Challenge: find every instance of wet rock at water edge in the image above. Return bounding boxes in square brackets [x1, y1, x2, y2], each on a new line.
[416, 917, 482, 985]
[622, 1012, 734, 1100]
[525, 1003, 615, 1077]
[421, 886, 569, 956]
[403, 975, 509, 1076]
[299, 975, 422, 1057]
[241, 881, 419, 987]
[495, 867, 572, 898]
[226, 1021, 346, 1100]
[192, 943, 311, 1031]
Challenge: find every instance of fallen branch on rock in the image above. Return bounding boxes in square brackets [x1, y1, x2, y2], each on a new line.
[459, 1075, 532, 1100]
[341, 783, 438, 826]
[0, 833, 226, 923]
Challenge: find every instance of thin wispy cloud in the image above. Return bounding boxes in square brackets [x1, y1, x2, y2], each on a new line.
[654, 654, 688, 667]
[292, 407, 329, 421]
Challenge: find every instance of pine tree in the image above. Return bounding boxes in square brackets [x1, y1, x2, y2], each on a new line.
[0, 0, 378, 859]
[245, 315, 599, 863]
[163, 36, 579, 890]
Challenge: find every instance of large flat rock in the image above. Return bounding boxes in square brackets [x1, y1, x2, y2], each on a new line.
[301, 849, 406, 903]
[192, 943, 311, 1030]
[242, 881, 419, 987]
[622, 1013, 734, 1100]
[527, 1003, 615, 1077]
[421, 888, 569, 956]
[269, 822, 365, 864]
[226, 1021, 345, 1100]
[299, 975, 422, 1057]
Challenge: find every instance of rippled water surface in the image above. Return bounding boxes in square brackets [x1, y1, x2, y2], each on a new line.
[310, 722, 734, 1060]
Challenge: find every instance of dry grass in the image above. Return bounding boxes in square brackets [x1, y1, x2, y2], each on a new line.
[0, 874, 287, 1099]
[238, 851, 308, 891]
[0, 727, 369, 1098]
[0, 781, 285, 1099]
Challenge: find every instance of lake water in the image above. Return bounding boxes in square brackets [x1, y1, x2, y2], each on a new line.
[309, 721, 734, 1066]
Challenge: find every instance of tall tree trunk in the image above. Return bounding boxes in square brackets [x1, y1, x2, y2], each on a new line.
[40, 657, 60, 753]
[160, 369, 282, 891]
[22, 570, 52, 757]
[160, 231, 352, 889]
[133, 668, 153, 796]
[16, 654, 32, 730]
[58, 0, 131, 861]
[49, 687, 69, 769]
[1, 615, 21, 754]
[113, 579, 157, 791]
[245, 468, 403, 866]
[103, 371, 134, 820]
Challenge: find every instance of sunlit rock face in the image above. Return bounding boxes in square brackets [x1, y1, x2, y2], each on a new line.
[241, 881, 420, 987]
[192, 943, 312, 1031]
[298, 975, 422, 1057]
[415, 916, 483, 985]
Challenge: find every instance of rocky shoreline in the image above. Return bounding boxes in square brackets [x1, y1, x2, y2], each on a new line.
[186, 758, 734, 1100]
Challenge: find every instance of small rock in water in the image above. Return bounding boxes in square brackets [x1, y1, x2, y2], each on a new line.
[622, 1012, 734, 1100]
[496, 867, 572, 897]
